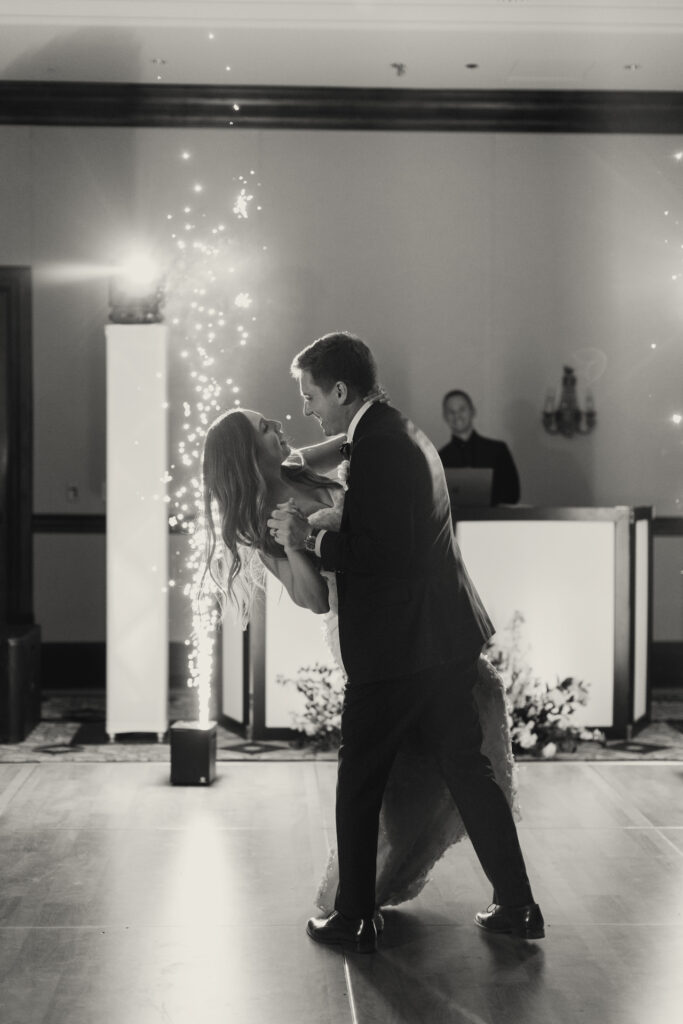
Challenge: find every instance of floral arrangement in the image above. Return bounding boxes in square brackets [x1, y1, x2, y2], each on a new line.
[276, 662, 344, 751]
[278, 612, 606, 759]
[485, 611, 605, 758]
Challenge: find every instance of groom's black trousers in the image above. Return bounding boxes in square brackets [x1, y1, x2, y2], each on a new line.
[334, 652, 533, 920]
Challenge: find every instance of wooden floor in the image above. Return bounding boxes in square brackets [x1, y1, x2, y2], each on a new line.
[1, 760, 682, 1024]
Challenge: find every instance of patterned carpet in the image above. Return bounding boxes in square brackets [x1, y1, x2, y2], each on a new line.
[0, 689, 325, 764]
[1, 688, 683, 763]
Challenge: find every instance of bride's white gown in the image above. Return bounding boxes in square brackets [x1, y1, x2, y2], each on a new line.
[308, 487, 519, 912]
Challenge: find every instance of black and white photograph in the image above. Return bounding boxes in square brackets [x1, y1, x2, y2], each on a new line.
[1, 3, 683, 1023]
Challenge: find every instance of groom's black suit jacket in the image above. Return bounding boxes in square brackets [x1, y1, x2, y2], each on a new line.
[319, 402, 494, 684]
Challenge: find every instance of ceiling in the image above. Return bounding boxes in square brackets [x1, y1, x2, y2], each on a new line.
[0, 1, 682, 92]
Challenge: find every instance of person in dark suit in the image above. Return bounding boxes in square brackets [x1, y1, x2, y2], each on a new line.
[270, 333, 543, 953]
[439, 389, 520, 504]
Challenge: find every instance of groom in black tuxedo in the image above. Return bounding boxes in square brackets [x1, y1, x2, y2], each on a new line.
[282, 332, 543, 953]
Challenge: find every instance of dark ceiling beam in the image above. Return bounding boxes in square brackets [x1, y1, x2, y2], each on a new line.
[0, 81, 682, 132]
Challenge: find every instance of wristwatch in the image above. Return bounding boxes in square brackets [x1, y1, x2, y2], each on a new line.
[304, 527, 321, 554]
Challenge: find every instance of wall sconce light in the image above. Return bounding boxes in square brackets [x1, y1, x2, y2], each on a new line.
[543, 365, 596, 437]
[109, 252, 165, 324]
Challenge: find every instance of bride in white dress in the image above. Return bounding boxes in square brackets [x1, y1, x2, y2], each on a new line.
[199, 406, 518, 912]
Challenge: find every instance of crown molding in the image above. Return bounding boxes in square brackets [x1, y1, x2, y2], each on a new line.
[1, 82, 682, 132]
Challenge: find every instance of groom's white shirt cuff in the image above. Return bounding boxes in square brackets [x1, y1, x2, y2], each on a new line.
[314, 399, 375, 557]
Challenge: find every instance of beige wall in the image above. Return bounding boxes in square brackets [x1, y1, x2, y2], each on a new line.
[1, 125, 681, 642]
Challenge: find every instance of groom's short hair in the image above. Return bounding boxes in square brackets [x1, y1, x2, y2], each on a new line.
[291, 332, 377, 398]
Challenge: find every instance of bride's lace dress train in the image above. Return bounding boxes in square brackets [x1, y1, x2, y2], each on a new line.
[309, 496, 518, 913]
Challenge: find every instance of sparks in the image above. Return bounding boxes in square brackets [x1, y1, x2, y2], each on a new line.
[232, 188, 253, 219]
[161, 154, 266, 728]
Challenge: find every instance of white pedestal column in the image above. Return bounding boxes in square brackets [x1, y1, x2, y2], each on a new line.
[105, 323, 168, 740]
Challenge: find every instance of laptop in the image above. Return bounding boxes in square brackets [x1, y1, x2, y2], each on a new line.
[444, 467, 493, 506]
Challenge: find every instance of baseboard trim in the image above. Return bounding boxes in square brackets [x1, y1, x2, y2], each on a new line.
[32, 514, 188, 534]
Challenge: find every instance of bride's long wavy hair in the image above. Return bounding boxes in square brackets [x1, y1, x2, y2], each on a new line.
[198, 408, 340, 624]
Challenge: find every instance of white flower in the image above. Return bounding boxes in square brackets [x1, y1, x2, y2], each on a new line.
[516, 724, 537, 750]
[541, 742, 557, 759]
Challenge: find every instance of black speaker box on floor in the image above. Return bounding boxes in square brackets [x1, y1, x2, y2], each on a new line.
[170, 720, 217, 785]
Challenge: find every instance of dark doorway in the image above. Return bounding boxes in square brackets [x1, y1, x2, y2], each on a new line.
[0, 266, 40, 741]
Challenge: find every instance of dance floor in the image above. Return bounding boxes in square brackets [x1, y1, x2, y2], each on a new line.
[1, 760, 682, 1024]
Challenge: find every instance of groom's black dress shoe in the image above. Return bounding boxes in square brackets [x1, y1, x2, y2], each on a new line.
[306, 910, 378, 953]
[475, 903, 545, 940]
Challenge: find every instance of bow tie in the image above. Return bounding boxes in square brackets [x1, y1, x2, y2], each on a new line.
[339, 441, 352, 459]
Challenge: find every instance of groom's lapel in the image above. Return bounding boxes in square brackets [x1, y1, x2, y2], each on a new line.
[343, 402, 393, 501]
[351, 399, 388, 444]
[345, 402, 375, 486]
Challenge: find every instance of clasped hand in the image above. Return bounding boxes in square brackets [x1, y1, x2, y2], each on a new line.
[267, 500, 309, 551]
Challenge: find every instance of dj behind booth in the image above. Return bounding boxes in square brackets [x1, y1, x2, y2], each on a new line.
[427, 387, 651, 742]
[438, 389, 520, 505]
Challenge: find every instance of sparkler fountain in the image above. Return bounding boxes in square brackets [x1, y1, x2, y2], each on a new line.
[165, 158, 264, 782]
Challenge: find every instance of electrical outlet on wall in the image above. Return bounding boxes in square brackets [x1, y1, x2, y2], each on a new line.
[66, 484, 79, 503]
